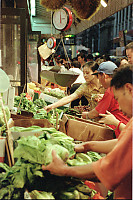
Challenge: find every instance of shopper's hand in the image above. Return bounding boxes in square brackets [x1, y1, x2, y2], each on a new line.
[44, 105, 53, 113]
[82, 112, 89, 119]
[99, 111, 119, 126]
[74, 142, 91, 153]
[42, 150, 67, 176]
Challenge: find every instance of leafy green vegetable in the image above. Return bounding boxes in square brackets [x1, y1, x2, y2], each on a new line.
[30, 190, 55, 199]
[33, 99, 47, 109]
[0, 104, 10, 126]
[43, 144, 69, 165]
[14, 93, 38, 114]
[86, 151, 102, 162]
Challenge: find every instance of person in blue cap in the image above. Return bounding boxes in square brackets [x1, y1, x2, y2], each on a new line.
[82, 61, 130, 138]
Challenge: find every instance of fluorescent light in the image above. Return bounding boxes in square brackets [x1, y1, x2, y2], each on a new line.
[101, 0, 107, 7]
[31, 0, 36, 16]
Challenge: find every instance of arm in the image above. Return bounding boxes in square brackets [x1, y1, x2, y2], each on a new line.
[44, 93, 78, 112]
[82, 108, 99, 119]
[42, 150, 96, 180]
[74, 139, 118, 154]
[99, 111, 126, 131]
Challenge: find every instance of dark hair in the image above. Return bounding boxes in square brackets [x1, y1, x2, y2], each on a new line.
[125, 42, 133, 50]
[60, 54, 66, 60]
[102, 54, 111, 61]
[87, 54, 93, 60]
[114, 58, 121, 68]
[72, 57, 78, 61]
[77, 52, 87, 61]
[49, 61, 54, 66]
[83, 61, 99, 72]
[111, 64, 133, 89]
[71, 61, 81, 69]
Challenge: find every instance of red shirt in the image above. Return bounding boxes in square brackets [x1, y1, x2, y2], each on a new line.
[93, 117, 132, 199]
[95, 87, 129, 137]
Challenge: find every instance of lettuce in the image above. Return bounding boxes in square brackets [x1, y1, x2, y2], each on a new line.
[43, 144, 69, 165]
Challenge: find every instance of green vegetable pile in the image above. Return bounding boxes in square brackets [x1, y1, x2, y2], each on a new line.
[63, 108, 82, 118]
[0, 103, 10, 127]
[14, 93, 63, 127]
[14, 93, 38, 114]
[43, 88, 65, 99]
[0, 127, 102, 199]
[33, 98, 47, 109]
[14, 93, 47, 114]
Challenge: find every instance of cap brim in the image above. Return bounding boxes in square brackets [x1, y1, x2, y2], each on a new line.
[92, 72, 99, 75]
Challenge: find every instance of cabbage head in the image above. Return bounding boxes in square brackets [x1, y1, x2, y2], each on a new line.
[43, 144, 69, 165]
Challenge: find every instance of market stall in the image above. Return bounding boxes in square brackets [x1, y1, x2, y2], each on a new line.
[0, 70, 114, 199]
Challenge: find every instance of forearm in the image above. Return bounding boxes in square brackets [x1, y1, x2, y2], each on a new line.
[84, 139, 118, 154]
[64, 163, 96, 180]
[49, 95, 76, 109]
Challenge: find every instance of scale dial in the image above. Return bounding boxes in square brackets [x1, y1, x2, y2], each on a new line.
[52, 7, 72, 31]
[47, 37, 56, 49]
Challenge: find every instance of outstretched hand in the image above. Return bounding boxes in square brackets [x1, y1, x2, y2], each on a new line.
[44, 105, 53, 113]
[42, 150, 68, 176]
[74, 142, 91, 153]
[99, 110, 118, 126]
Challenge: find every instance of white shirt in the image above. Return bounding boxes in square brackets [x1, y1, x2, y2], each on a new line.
[69, 68, 85, 84]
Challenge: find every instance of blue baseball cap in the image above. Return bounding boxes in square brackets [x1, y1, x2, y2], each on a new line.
[92, 61, 118, 75]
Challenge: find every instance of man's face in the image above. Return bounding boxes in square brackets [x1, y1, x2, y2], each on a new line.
[113, 84, 132, 118]
[126, 49, 133, 64]
[98, 73, 109, 89]
[78, 56, 84, 64]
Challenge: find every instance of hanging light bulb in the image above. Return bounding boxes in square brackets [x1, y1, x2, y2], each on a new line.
[101, 0, 108, 7]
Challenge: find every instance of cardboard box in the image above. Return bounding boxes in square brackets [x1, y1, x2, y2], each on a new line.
[59, 114, 115, 141]
[6, 118, 54, 166]
[8, 118, 54, 141]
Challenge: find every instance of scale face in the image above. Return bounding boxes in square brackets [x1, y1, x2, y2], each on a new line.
[52, 7, 72, 31]
[47, 37, 56, 49]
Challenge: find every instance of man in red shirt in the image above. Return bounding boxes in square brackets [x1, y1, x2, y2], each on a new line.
[82, 61, 129, 138]
[42, 64, 132, 199]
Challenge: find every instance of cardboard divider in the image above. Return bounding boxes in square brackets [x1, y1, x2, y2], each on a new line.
[59, 114, 115, 141]
[12, 118, 54, 128]
[11, 111, 33, 120]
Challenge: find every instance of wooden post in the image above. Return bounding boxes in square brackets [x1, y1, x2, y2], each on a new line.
[0, 97, 14, 166]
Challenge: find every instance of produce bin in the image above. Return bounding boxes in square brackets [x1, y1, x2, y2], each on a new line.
[59, 114, 115, 141]
[9, 118, 54, 142]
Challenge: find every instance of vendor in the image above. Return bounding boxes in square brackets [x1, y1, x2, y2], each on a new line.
[44, 61, 105, 112]
[68, 60, 87, 108]
[42, 64, 132, 199]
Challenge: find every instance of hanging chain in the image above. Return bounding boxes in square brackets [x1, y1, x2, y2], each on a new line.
[61, 35, 71, 68]
[51, 11, 53, 36]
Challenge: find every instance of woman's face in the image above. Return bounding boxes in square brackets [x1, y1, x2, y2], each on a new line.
[83, 66, 94, 83]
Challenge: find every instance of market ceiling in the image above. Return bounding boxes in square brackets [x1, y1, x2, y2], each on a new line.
[16, 0, 133, 38]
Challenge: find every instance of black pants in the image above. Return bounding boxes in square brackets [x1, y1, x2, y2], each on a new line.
[68, 83, 88, 108]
